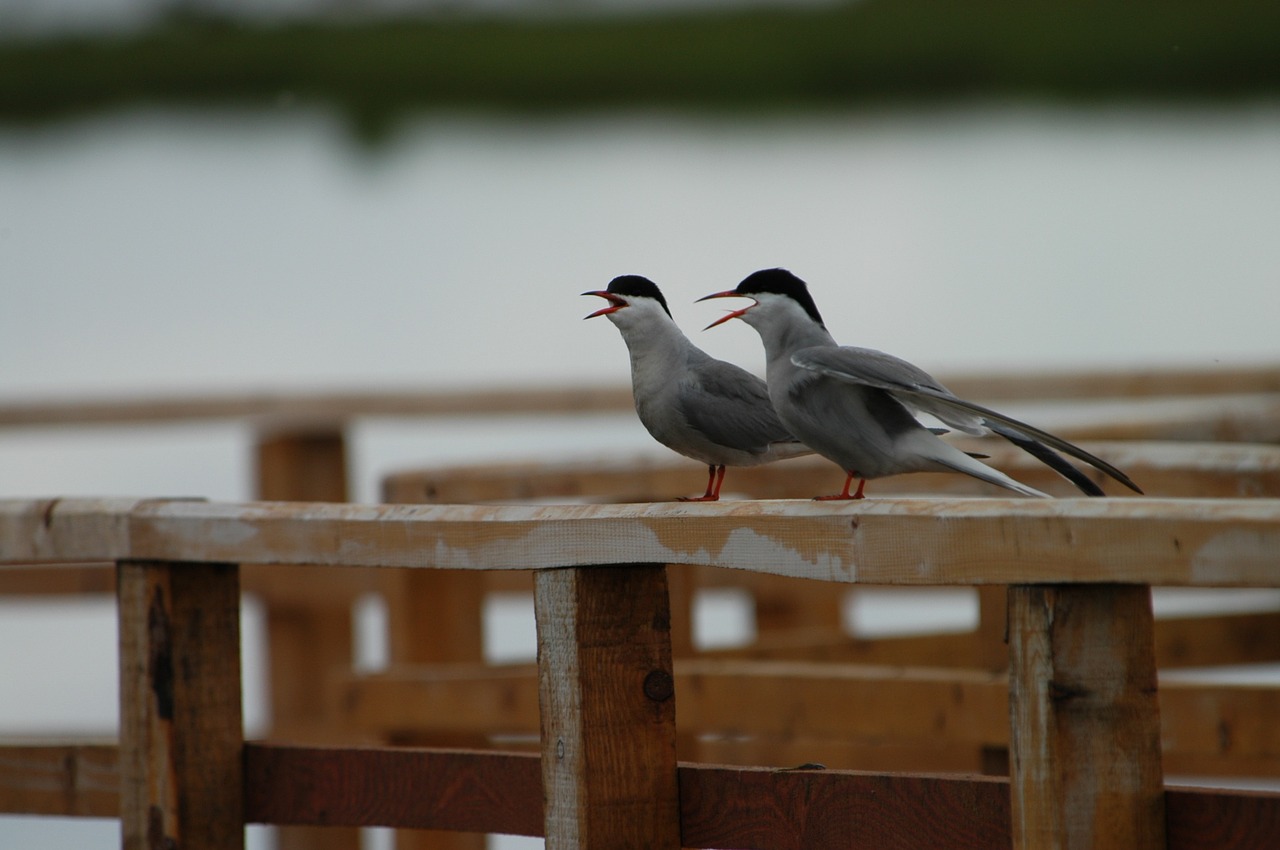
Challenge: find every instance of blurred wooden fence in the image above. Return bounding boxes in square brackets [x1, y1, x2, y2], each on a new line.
[1, 366, 1279, 848]
[1, 496, 1279, 850]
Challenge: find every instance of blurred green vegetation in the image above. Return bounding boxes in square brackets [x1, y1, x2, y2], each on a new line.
[3, 0, 1279, 141]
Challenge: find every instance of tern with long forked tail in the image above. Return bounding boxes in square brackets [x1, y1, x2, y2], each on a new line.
[584, 275, 810, 501]
[700, 268, 1142, 499]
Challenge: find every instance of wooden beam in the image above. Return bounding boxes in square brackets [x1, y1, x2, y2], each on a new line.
[1008, 585, 1166, 850]
[3, 365, 1277, 429]
[678, 763, 1011, 850]
[0, 384, 636, 428]
[244, 744, 543, 835]
[0, 563, 114, 595]
[534, 565, 681, 849]
[383, 441, 1280, 504]
[117, 560, 244, 850]
[5, 741, 1279, 848]
[243, 745, 1280, 849]
[335, 659, 1280, 777]
[5, 497, 1279, 587]
[0, 742, 117, 817]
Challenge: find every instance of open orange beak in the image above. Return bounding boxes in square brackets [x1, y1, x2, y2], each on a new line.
[581, 290, 627, 319]
[697, 290, 755, 330]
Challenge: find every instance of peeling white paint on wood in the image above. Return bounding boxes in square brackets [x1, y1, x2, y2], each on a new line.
[1, 497, 1278, 587]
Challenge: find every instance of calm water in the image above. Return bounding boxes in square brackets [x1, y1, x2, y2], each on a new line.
[2, 103, 1279, 847]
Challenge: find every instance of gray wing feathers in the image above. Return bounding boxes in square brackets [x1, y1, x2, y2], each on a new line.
[793, 347, 987, 434]
[681, 360, 798, 453]
[793, 346, 1142, 494]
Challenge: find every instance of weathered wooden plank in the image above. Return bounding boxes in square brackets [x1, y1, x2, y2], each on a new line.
[0, 498, 143, 563]
[384, 441, 1280, 504]
[254, 427, 363, 850]
[0, 563, 115, 594]
[5, 497, 1280, 587]
[941, 366, 1280, 401]
[1009, 585, 1166, 850]
[239, 745, 1280, 849]
[535, 565, 680, 849]
[0, 385, 636, 428]
[118, 560, 244, 850]
[3, 366, 1277, 429]
[5, 741, 1279, 848]
[0, 742, 118, 817]
[244, 744, 543, 835]
[701, 607, 1280, 670]
[1165, 785, 1280, 850]
[336, 660, 1280, 777]
[679, 764, 1011, 850]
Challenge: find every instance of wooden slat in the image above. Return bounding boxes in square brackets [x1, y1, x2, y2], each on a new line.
[242, 745, 1280, 849]
[701, 608, 1280, 670]
[255, 427, 363, 850]
[1008, 585, 1166, 850]
[6, 742, 1278, 849]
[3, 366, 1277, 429]
[1165, 785, 1280, 850]
[535, 565, 681, 849]
[4, 497, 1280, 587]
[384, 441, 1280, 504]
[335, 660, 1280, 777]
[0, 742, 117, 817]
[243, 744, 543, 835]
[677, 764, 1011, 850]
[0, 563, 115, 594]
[118, 560, 244, 850]
[941, 365, 1280, 402]
[0, 385, 635, 428]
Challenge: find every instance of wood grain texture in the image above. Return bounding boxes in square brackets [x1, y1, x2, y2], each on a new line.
[244, 744, 543, 835]
[6, 742, 1280, 849]
[0, 743, 118, 816]
[1009, 585, 1166, 850]
[678, 764, 1011, 850]
[1165, 785, 1280, 850]
[118, 560, 244, 850]
[243, 747, 1280, 850]
[255, 426, 362, 850]
[535, 565, 680, 849]
[4, 497, 1280, 587]
[384, 441, 1280, 504]
[335, 659, 1280, 777]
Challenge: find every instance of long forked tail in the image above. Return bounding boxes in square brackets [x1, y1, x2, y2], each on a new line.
[926, 437, 1054, 499]
[987, 422, 1106, 496]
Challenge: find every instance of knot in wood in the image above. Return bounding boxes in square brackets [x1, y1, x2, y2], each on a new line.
[642, 669, 674, 703]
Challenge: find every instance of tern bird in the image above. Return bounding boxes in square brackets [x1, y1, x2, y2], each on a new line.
[583, 274, 810, 501]
[700, 268, 1142, 499]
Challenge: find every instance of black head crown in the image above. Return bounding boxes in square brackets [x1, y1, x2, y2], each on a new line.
[734, 268, 825, 327]
[606, 275, 672, 318]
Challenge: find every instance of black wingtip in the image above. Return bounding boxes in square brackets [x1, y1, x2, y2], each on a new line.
[988, 423, 1108, 497]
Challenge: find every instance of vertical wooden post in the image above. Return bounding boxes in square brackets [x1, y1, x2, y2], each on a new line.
[1008, 584, 1166, 850]
[388, 569, 489, 850]
[975, 584, 1011, 671]
[254, 427, 364, 850]
[118, 560, 244, 850]
[254, 426, 354, 742]
[535, 564, 681, 850]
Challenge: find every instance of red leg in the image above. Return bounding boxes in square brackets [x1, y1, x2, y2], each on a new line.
[709, 464, 728, 499]
[814, 472, 866, 501]
[678, 464, 724, 502]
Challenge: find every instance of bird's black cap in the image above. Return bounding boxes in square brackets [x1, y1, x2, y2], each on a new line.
[607, 275, 672, 318]
[734, 268, 825, 327]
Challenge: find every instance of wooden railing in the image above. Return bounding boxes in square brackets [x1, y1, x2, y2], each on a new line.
[2, 496, 1279, 849]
